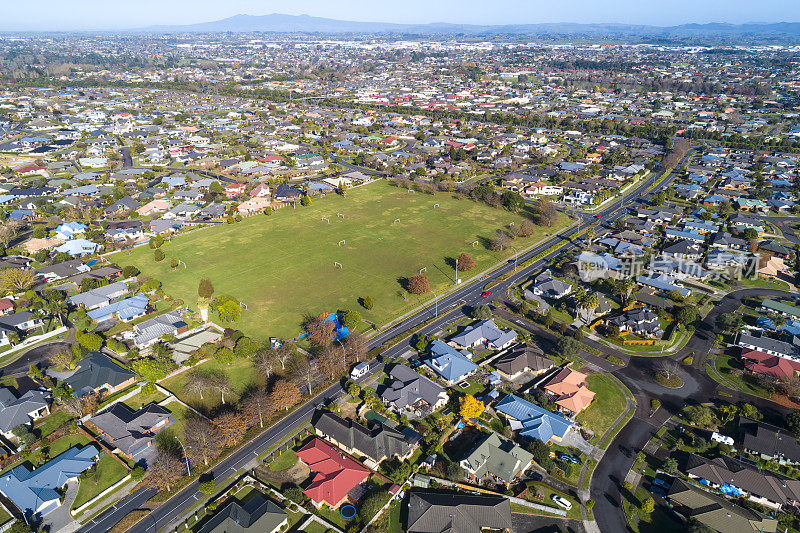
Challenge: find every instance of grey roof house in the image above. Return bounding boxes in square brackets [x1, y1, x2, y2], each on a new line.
[493, 344, 553, 380]
[380, 365, 448, 418]
[64, 352, 137, 397]
[311, 411, 420, 466]
[90, 403, 172, 458]
[407, 492, 512, 533]
[196, 493, 287, 533]
[0, 388, 49, 438]
[449, 319, 517, 351]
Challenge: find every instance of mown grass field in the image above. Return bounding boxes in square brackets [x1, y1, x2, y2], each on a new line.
[122, 180, 566, 340]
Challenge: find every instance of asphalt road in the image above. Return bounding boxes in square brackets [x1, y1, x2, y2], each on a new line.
[80, 147, 698, 533]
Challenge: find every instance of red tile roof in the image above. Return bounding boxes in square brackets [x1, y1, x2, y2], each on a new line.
[296, 438, 369, 508]
[742, 349, 800, 379]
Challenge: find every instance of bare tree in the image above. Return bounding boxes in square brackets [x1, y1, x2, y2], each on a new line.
[208, 372, 232, 404]
[146, 453, 183, 492]
[275, 342, 295, 370]
[185, 369, 211, 400]
[306, 317, 335, 346]
[657, 359, 679, 381]
[490, 231, 510, 252]
[184, 418, 222, 466]
[319, 345, 344, 380]
[213, 412, 248, 448]
[62, 397, 83, 417]
[270, 379, 302, 408]
[293, 358, 316, 395]
[242, 389, 273, 428]
[255, 348, 278, 379]
[344, 332, 367, 363]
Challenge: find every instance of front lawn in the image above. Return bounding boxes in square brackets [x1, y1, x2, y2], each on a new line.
[268, 450, 298, 471]
[120, 180, 568, 341]
[576, 373, 627, 437]
[72, 454, 130, 510]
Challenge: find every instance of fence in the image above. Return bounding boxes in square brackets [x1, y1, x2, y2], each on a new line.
[70, 473, 133, 516]
[1, 326, 68, 362]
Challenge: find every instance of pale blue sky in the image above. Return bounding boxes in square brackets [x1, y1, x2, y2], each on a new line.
[2, 0, 799, 31]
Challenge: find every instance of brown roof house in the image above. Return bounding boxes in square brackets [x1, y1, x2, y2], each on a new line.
[543, 368, 595, 416]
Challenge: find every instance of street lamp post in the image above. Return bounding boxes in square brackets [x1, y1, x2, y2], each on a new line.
[510, 246, 519, 271]
[335, 338, 346, 364]
[429, 289, 439, 317]
[174, 435, 191, 475]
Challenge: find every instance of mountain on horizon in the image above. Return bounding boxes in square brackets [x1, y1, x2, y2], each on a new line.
[142, 13, 800, 40]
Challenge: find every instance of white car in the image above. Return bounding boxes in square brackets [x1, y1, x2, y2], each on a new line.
[551, 494, 573, 511]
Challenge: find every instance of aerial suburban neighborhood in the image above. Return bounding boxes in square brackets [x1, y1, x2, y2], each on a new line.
[1, 4, 800, 533]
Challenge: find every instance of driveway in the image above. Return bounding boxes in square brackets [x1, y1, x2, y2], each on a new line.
[560, 430, 594, 456]
[511, 513, 584, 533]
[41, 480, 80, 533]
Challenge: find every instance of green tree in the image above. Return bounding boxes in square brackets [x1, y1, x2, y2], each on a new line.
[300, 195, 310, 206]
[121, 265, 140, 278]
[676, 306, 699, 326]
[78, 332, 103, 352]
[342, 309, 362, 329]
[213, 347, 234, 364]
[362, 296, 374, 310]
[786, 412, 800, 439]
[154, 249, 165, 262]
[234, 337, 258, 358]
[663, 457, 678, 475]
[641, 497, 655, 514]
[555, 335, 581, 358]
[199, 481, 215, 495]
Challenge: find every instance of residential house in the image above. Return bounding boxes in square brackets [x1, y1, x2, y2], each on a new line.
[685, 453, 800, 510]
[69, 282, 130, 310]
[0, 445, 99, 516]
[196, 493, 288, 533]
[495, 394, 575, 444]
[543, 368, 596, 416]
[90, 403, 172, 458]
[667, 478, 777, 533]
[295, 438, 370, 509]
[0, 388, 49, 439]
[449, 320, 518, 351]
[54, 239, 100, 257]
[426, 340, 479, 385]
[64, 352, 137, 397]
[311, 411, 420, 467]
[530, 271, 572, 300]
[459, 432, 533, 487]
[380, 364, 449, 418]
[742, 349, 800, 380]
[130, 312, 188, 348]
[606, 308, 663, 338]
[493, 344, 554, 380]
[739, 417, 800, 464]
[406, 492, 512, 533]
[736, 332, 798, 362]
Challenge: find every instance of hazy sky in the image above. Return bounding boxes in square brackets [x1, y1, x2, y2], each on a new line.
[2, 0, 800, 31]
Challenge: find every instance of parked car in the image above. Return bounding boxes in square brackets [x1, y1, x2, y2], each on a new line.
[527, 472, 543, 482]
[481, 291, 491, 298]
[551, 494, 572, 510]
[557, 452, 579, 464]
[650, 486, 667, 498]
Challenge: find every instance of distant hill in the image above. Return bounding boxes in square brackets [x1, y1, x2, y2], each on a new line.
[143, 14, 800, 41]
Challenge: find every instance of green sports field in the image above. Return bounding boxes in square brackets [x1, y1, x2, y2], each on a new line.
[120, 180, 567, 340]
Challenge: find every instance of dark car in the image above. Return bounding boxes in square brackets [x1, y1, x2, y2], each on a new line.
[650, 486, 668, 498]
[527, 472, 543, 481]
